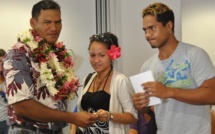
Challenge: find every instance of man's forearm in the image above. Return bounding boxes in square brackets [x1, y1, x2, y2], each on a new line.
[13, 99, 74, 123]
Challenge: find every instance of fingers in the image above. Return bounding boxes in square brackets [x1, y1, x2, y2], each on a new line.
[96, 109, 109, 122]
[143, 82, 156, 96]
[145, 88, 153, 96]
[132, 92, 150, 111]
[73, 112, 98, 128]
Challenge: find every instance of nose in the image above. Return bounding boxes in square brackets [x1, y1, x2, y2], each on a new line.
[145, 31, 152, 38]
[94, 56, 100, 62]
[50, 23, 58, 31]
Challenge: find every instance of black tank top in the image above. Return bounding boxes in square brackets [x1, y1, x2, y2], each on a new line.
[81, 90, 110, 112]
[81, 68, 112, 134]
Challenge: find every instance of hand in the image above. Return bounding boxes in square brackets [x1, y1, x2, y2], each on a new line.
[143, 81, 171, 99]
[132, 92, 150, 112]
[97, 109, 110, 122]
[72, 111, 98, 128]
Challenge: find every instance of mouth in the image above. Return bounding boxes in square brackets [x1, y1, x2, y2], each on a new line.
[93, 64, 101, 69]
[147, 38, 155, 44]
[48, 33, 59, 37]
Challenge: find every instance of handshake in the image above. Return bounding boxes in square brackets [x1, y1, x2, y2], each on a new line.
[72, 109, 112, 128]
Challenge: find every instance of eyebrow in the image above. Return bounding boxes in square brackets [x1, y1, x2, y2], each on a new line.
[43, 19, 62, 22]
[142, 25, 155, 31]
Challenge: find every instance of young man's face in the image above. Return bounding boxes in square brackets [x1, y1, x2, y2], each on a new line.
[30, 9, 62, 44]
[142, 15, 172, 49]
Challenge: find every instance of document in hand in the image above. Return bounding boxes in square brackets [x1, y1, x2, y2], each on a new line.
[129, 70, 162, 106]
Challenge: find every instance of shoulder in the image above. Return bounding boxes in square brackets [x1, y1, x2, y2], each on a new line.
[111, 71, 132, 89]
[179, 42, 206, 54]
[140, 53, 158, 72]
[5, 42, 29, 57]
[112, 70, 128, 81]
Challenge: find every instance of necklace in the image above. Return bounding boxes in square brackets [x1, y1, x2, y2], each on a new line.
[93, 67, 113, 92]
[18, 29, 80, 100]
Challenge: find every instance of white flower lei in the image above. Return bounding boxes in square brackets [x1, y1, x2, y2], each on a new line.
[18, 29, 78, 100]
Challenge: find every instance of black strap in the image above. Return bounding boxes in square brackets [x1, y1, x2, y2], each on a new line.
[83, 72, 95, 88]
[147, 110, 157, 134]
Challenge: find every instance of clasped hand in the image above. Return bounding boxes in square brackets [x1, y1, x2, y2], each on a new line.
[96, 109, 111, 122]
[132, 81, 171, 111]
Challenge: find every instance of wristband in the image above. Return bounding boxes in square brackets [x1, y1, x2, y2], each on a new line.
[106, 111, 113, 121]
[109, 112, 113, 120]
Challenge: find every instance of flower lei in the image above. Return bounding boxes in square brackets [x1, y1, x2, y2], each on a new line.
[18, 29, 80, 100]
[108, 45, 121, 60]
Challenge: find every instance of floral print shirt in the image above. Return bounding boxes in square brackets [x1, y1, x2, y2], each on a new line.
[3, 42, 67, 130]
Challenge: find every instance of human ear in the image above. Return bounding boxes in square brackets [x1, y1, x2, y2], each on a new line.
[167, 21, 173, 33]
[30, 18, 36, 29]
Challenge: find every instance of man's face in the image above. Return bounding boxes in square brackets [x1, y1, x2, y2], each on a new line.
[142, 15, 171, 49]
[30, 9, 62, 44]
[0, 56, 3, 72]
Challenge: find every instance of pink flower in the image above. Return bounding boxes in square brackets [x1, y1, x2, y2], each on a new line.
[64, 56, 74, 68]
[35, 36, 43, 42]
[55, 42, 64, 48]
[63, 81, 70, 89]
[31, 30, 43, 42]
[49, 52, 56, 59]
[69, 79, 80, 92]
[108, 45, 121, 60]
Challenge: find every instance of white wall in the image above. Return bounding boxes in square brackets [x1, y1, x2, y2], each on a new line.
[181, 0, 215, 66]
[3, 0, 214, 133]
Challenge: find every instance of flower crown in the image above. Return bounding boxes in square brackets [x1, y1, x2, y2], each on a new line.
[18, 29, 80, 100]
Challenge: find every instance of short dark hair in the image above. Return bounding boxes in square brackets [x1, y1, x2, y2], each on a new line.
[0, 49, 6, 57]
[32, 0, 61, 19]
[142, 2, 175, 32]
[89, 32, 119, 50]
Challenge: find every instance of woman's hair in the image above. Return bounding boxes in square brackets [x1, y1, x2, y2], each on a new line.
[0, 49, 6, 79]
[142, 2, 175, 32]
[32, 0, 61, 19]
[88, 32, 119, 50]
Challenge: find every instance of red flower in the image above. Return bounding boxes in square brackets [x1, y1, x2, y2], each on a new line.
[55, 42, 64, 48]
[64, 56, 74, 68]
[108, 45, 121, 60]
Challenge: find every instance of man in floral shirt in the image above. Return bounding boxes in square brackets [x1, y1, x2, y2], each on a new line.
[3, 0, 97, 134]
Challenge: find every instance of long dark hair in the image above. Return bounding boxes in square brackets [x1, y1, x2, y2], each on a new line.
[89, 32, 119, 50]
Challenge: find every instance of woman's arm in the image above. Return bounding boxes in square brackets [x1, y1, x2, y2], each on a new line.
[97, 110, 137, 124]
[129, 129, 138, 134]
[70, 124, 77, 134]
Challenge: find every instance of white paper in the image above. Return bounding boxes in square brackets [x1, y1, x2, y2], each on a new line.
[129, 70, 162, 106]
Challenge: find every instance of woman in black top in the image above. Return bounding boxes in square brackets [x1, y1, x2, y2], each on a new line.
[71, 32, 137, 134]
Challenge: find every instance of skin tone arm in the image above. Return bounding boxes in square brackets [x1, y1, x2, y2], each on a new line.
[70, 124, 77, 134]
[129, 129, 138, 134]
[13, 99, 98, 128]
[144, 77, 215, 105]
[133, 78, 215, 111]
[97, 109, 137, 124]
[71, 109, 137, 133]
